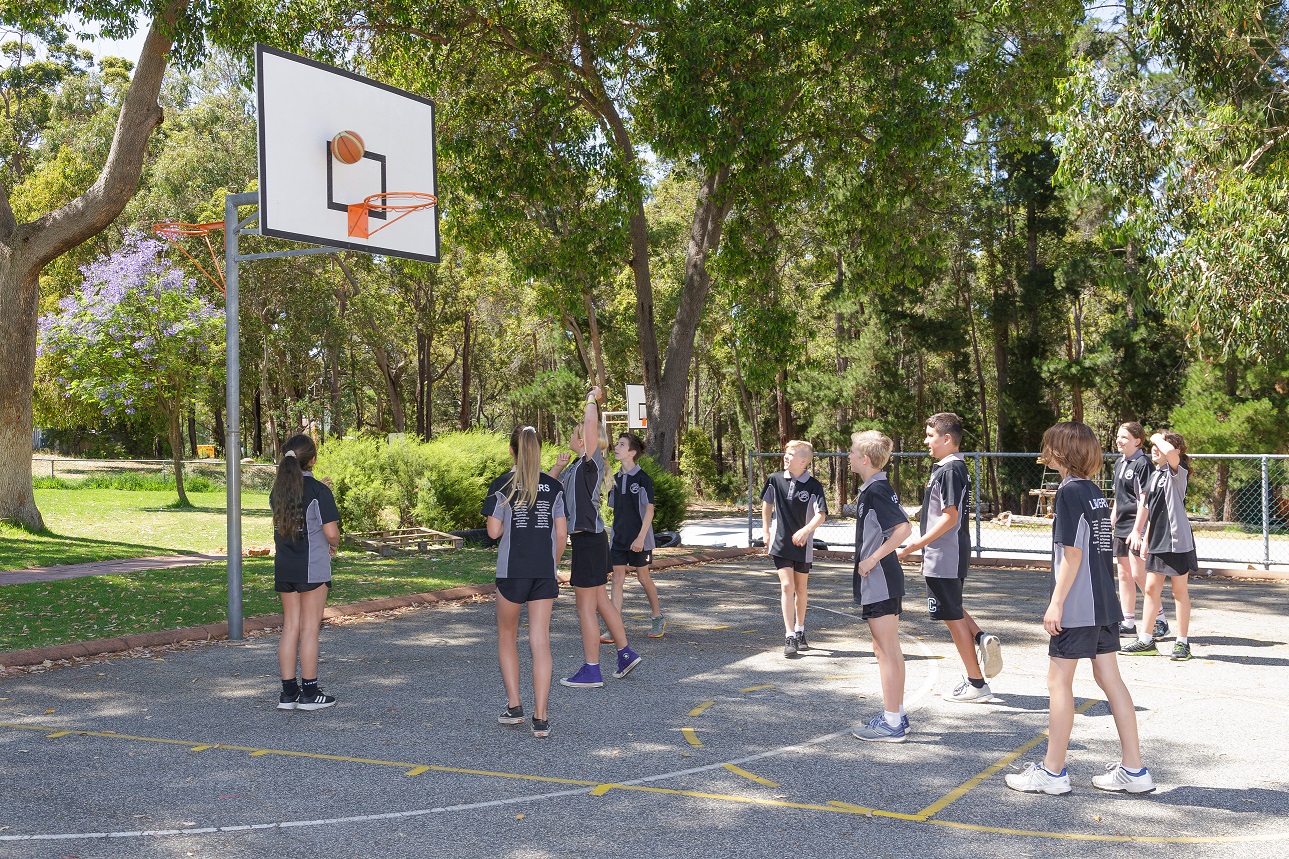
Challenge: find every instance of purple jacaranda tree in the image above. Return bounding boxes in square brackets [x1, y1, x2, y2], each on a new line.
[40, 234, 224, 506]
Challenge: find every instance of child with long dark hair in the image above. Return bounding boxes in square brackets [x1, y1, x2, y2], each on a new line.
[270, 434, 340, 711]
[549, 387, 642, 688]
[484, 426, 568, 738]
[608, 432, 665, 638]
[1122, 431, 1197, 660]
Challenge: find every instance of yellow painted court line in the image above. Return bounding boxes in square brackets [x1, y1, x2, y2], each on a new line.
[404, 766, 430, 777]
[681, 727, 703, 747]
[688, 701, 716, 717]
[45, 731, 72, 738]
[189, 745, 214, 752]
[248, 750, 270, 757]
[738, 684, 775, 694]
[722, 763, 778, 787]
[590, 783, 617, 796]
[914, 697, 1101, 820]
[709, 625, 730, 630]
[821, 675, 862, 681]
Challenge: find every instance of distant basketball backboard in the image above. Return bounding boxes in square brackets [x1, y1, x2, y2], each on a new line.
[626, 384, 647, 429]
[255, 44, 439, 262]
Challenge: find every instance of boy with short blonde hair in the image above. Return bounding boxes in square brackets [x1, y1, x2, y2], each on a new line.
[848, 431, 914, 741]
[762, 439, 828, 657]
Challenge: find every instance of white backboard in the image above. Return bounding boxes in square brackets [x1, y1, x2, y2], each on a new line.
[626, 384, 647, 430]
[255, 44, 439, 262]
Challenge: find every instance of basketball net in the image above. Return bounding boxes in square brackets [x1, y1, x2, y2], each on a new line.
[153, 221, 227, 293]
[347, 192, 437, 239]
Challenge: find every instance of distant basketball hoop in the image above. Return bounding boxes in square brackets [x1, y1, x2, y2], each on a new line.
[152, 220, 226, 292]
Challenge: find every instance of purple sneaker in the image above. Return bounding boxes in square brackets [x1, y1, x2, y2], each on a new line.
[613, 646, 642, 679]
[560, 663, 604, 688]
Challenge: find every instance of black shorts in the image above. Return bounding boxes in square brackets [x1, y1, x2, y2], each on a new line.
[1112, 537, 1133, 558]
[1146, 550, 1197, 577]
[862, 597, 902, 620]
[1049, 624, 1120, 660]
[771, 555, 811, 574]
[609, 547, 652, 568]
[496, 577, 559, 604]
[570, 531, 610, 588]
[925, 577, 965, 621]
[275, 580, 331, 593]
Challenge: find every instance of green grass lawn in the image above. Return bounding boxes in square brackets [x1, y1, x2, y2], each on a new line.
[0, 488, 275, 569]
[0, 549, 497, 653]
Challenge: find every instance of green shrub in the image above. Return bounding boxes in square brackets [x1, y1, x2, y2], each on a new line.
[314, 435, 391, 532]
[415, 431, 513, 530]
[32, 471, 216, 492]
[679, 427, 719, 498]
[637, 456, 689, 532]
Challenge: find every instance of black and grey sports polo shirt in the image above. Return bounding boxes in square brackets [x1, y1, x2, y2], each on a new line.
[853, 472, 908, 606]
[1113, 451, 1152, 537]
[271, 473, 339, 585]
[761, 470, 827, 563]
[920, 453, 970, 580]
[608, 465, 655, 551]
[481, 472, 567, 579]
[1051, 476, 1121, 628]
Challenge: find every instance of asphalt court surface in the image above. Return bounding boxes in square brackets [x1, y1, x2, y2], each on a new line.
[2, 560, 1288, 858]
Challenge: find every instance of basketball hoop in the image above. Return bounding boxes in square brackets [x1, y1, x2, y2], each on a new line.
[153, 221, 227, 293]
[347, 192, 437, 239]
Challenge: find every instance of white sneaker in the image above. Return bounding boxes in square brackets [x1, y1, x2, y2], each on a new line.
[1091, 762, 1156, 794]
[1005, 762, 1071, 795]
[977, 632, 1003, 678]
[946, 678, 992, 703]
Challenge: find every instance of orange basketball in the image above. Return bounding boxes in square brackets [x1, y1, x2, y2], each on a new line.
[331, 130, 365, 164]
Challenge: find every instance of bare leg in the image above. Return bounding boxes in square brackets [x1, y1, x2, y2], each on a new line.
[960, 609, 983, 639]
[793, 571, 809, 629]
[610, 565, 627, 611]
[278, 591, 301, 681]
[595, 586, 628, 650]
[1091, 652, 1144, 769]
[296, 584, 330, 680]
[1171, 574, 1191, 638]
[496, 594, 523, 709]
[574, 587, 602, 664]
[1043, 657, 1078, 774]
[1140, 574, 1165, 638]
[1115, 554, 1138, 621]
[776, 567, 797, 635]
[945, 617, 984, 679]
[635, 565, 662, 616]
[526, 599, 555, 720]
[867, 615, 905, 713]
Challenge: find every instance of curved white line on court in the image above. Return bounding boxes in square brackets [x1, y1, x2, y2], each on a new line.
[0, 598, 941, 843]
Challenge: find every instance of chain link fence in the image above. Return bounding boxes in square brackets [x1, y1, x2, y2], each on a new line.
[32, 457, 278, 491]
[746, 451, 1289, 569]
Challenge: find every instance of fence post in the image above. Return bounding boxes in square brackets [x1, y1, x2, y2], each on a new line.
[50, 458, 55, 478]
[973, 452, 982, 558]
[1263, 456, 1271, 570]
[747, 451, 755, 547]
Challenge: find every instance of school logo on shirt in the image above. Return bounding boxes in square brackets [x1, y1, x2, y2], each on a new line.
[796, 490, 810, 503]
[630, 483, 640, 493]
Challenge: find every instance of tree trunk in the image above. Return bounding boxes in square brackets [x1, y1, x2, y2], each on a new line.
[776, 368, 791, 449]
[563, 311, 595, 380]
[371, 344, 406, 433]
[732, 341, 764, 454]
[167, 405, 189, 506]
[459, 310, 472, 431]
[187, 408, 198, 457]
[213, 403, 225, 457]
[0, 7, 182, 529]
[584, 288, 608, 390]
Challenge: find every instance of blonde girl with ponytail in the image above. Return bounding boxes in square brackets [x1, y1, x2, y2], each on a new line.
[549, 387, 642, 689]
[482, 426, 568, 738]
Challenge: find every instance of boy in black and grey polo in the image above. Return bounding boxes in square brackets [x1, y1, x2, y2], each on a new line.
[897, 413, 1002, 702]
[608, 432, 665, 637]
[761, 440, 827, 657]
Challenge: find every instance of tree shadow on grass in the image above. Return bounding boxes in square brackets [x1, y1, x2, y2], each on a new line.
[141, 504, 272, 517]
[0, 531, 178, 571]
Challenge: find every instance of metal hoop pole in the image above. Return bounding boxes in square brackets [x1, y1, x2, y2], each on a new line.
[224, 192, 258, 640]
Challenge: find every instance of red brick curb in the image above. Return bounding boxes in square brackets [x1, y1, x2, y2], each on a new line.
[650, 546, 759, 570]
[0, 582, 497, 669]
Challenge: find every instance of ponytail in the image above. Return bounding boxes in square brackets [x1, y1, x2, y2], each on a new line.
[272, 434, 318, 538]
[507, 426, 542, 510]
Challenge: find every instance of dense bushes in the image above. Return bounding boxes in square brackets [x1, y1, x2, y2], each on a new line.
[314, 432, 691, 535]
[33, 472, 217, 492]
[679, 427, 720, 498]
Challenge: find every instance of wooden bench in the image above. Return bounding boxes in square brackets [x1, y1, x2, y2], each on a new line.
[343, 527, 463, 557]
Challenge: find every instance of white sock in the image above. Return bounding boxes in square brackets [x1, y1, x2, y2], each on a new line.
[898, 706, 906, 716]
[1138, 631, 1153, 644]
[884, 711, 902, 728]
[1122, 614, 1136, 628]
[795, 624, 805, 633]
[1156, 608, 1167, 621]
[1176, 636, 1188, 645]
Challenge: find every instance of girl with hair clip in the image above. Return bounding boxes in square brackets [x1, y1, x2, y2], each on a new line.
[1111, 422, 1165, 638]
[270, 434, 340, 711]
[1123, 431, 1197, 661]
[482, 426, 568, 738]
[608, 432, 665, 638]
[548, 387, 642, 688]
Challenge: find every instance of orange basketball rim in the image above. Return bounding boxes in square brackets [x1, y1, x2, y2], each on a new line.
[347, 192, 438, 240]
[153, 220, 227, 293]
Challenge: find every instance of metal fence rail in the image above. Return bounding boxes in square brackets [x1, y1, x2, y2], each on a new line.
[32, 457, 278, 491]
[747, 451, 1289, 569]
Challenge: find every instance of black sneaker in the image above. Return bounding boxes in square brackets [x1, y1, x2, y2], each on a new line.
[296, 688, 336, 711]
[783, 635, 799, 658]
[1170, 641, 1192, 661]
[1153, 618, 1170, 639]
[498, 705, 525, 725]
[1118, 622, 1138, 638]
[531, 718, 551, 738]
[795, 630, 809, 651]
[277, 689, 299, 710]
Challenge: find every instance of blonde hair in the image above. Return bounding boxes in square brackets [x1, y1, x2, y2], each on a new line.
[507, 426, 542, 509]
[850, 431, 893, 470]
[1041, 422, 1103, 480]
[571, 419, 613, 496]
[785, 439, 814, 457]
